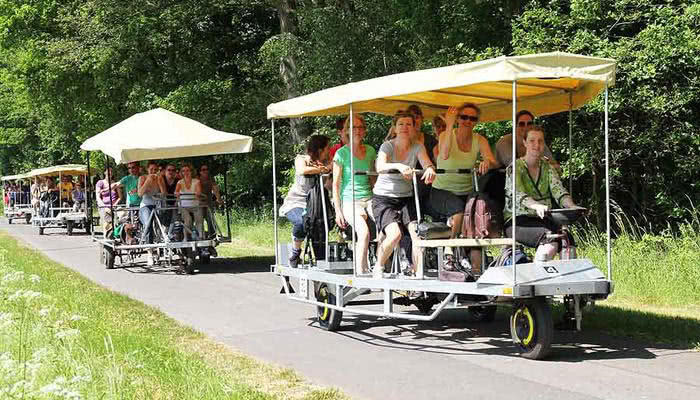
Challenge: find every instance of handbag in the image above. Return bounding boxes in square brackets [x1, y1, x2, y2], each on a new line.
[416, 221, 452, 240]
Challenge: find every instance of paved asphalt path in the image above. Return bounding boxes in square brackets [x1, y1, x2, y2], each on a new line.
[2, 219, 699, 400]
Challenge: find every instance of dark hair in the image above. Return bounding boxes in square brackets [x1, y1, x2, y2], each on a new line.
[406, 104, 423, 118]
[306, 134, 330, 162]
[524, 124, 546, 140]
[432, 115, 446, 134]
[335, 117, 346, 131]
[147, 160, 158, 167]
[516, 110, 535, 122]
[458, 102, 481, 118]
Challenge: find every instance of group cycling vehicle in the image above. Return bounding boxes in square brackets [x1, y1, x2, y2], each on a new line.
[267, 52, 617, 359]
[80, 107, 253, 274]
[2, 173, 32, 224]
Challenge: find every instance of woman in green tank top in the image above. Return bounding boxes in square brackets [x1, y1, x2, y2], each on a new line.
[429, 103, 497, 275]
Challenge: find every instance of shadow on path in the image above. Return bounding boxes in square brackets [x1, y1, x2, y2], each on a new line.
[305, 305, 698, 362]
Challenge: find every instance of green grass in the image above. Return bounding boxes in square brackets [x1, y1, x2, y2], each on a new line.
[0, 232, 347, 400]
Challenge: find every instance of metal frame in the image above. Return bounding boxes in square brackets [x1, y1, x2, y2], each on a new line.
[31, 171, 91, 234]
[2, 180, 33, 223]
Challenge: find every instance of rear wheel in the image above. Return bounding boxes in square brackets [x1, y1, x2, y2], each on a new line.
[316, 283, 343, 331]
[66, 221, 74, 236]
[183, 250, 196, 274]
[25, 214, 31, 224]
[101, 245, 115, 269]
[510, 298, 553, 360]
[200, 253, 211, 265]
[85, 221, 92, 234]
[8, 218, 12, 224]
[38, 227, 44, 235]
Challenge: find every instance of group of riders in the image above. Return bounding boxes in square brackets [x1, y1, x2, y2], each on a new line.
[279, 103, 578, 279]
[94, 161, 223, 265]
[3, 175, 87, 217]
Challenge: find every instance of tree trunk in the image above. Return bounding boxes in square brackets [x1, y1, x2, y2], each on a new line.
[274, 0, 311, 144]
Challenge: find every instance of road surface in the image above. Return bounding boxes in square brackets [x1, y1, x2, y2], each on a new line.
[1, 220, 698, 400]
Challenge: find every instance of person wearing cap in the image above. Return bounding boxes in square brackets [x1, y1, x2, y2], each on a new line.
[328, 117, 348, 161]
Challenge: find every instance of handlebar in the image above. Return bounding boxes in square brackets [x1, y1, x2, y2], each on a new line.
[354, 168, 472, 176]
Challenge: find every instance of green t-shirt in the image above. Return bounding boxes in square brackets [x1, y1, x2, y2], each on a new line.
[120, 175, 142, 206]
[333, 145, 376, 201]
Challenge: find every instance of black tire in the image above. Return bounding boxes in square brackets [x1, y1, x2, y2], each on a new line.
[316, 284, 343, 331]
[25, 214, 31, 224]
[38, 227, 44, 235]
[468, 305, 497, 323]
[8, 218, 12, 224]
[510, 298, 553, 360]
[200, 253, 211, 265]
[102, 245, 115, 269]
[184, 251, 196, 275]
[85, 221, 92, 234]
[66, 221, 74, 236]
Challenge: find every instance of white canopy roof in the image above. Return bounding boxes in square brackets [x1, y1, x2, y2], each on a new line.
[267, 52, 616, 122]
[26, 164, 89, 178]
[1, 174, 24, 181]
[80, 108, 254, 164]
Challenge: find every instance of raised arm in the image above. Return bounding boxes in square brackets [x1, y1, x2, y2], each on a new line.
[439, 106, 458, 160]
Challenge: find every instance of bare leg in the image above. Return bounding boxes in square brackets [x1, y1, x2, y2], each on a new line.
[408, 222, 424, 278]
[353, 215, 371, 274]
[535, 242, 559, 262]
[374, 222, 402, 278]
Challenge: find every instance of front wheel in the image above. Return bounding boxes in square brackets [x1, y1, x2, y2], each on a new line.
[510, 298, 553, 360]
[8, 218, 12, 224]
[101, 245, 115, 269]
[316, 283, 343, 331]
[25, 214, 31, 224]
[66, 220, 74, 236]
[38, 227, 44, 235]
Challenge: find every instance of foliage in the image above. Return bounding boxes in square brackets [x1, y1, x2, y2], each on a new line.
[0, 0, 697, 227]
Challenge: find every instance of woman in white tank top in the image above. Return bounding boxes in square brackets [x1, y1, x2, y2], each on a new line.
[175, 164, 203, 240]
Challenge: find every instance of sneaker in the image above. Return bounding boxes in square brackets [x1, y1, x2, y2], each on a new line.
[289, 248, 302, 268]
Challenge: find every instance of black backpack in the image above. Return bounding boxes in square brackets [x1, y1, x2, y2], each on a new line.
[302, 177, 334, 260]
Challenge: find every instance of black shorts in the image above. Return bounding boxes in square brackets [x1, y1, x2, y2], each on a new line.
[429, 187, 468, 221]
[372, 195, 417, 234]
[504, 215, 561, 248]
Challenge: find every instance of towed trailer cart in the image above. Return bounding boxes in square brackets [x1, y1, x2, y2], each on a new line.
[80, 108, 253, 273]
[267, 52, 616, 359]
[24, 165, 93, 235]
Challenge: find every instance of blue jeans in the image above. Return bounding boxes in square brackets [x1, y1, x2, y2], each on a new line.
[285, 207, 306, 241]
[139, 205, 156, 244]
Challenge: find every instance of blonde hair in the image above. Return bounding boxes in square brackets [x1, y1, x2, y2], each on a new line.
[343, 114, 366, 131]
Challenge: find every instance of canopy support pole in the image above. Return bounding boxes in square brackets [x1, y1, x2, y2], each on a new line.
[271, 119, 279, 266]
[604, 85, 612, 281]
[86, 152, 93, 236]
[224, 160, 231, 239]
[511, 80, 518, 285]
[349, 104, 357, 276]
[568, 92, 573, 195]
[105, 155, 114, 239]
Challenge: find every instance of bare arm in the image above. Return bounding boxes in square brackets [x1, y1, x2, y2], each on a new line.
[295, 155, 327, 175]
[332, 161, 346, 228]
[439, 107, 458, 160]
[416, 146, 436, 184]
[476, 134, 498, 175]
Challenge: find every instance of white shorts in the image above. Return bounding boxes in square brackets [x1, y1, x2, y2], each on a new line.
[341, 198, 374, 229]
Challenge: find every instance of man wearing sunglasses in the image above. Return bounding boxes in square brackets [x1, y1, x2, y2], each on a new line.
[495, 110, 557, 168]
[116, 161, 143, 208]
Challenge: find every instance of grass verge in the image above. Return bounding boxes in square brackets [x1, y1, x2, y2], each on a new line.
[0, 231, 347, 400]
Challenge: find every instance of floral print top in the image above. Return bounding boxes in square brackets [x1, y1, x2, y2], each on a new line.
[504, 158, 569, 222]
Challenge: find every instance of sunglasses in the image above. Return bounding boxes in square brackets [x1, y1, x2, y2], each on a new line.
[458, 115, 478, 122]
[200, 168, 208, 172]
[518, 121, 535, 127]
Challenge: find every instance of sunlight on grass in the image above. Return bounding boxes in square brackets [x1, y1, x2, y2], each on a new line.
[0, 232, 348, 400]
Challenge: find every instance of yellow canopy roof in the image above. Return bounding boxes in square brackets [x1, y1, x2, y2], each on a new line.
[267, 52, 616, 122]
[26, 164, 89, 178]
[80, 108, 254, 164]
